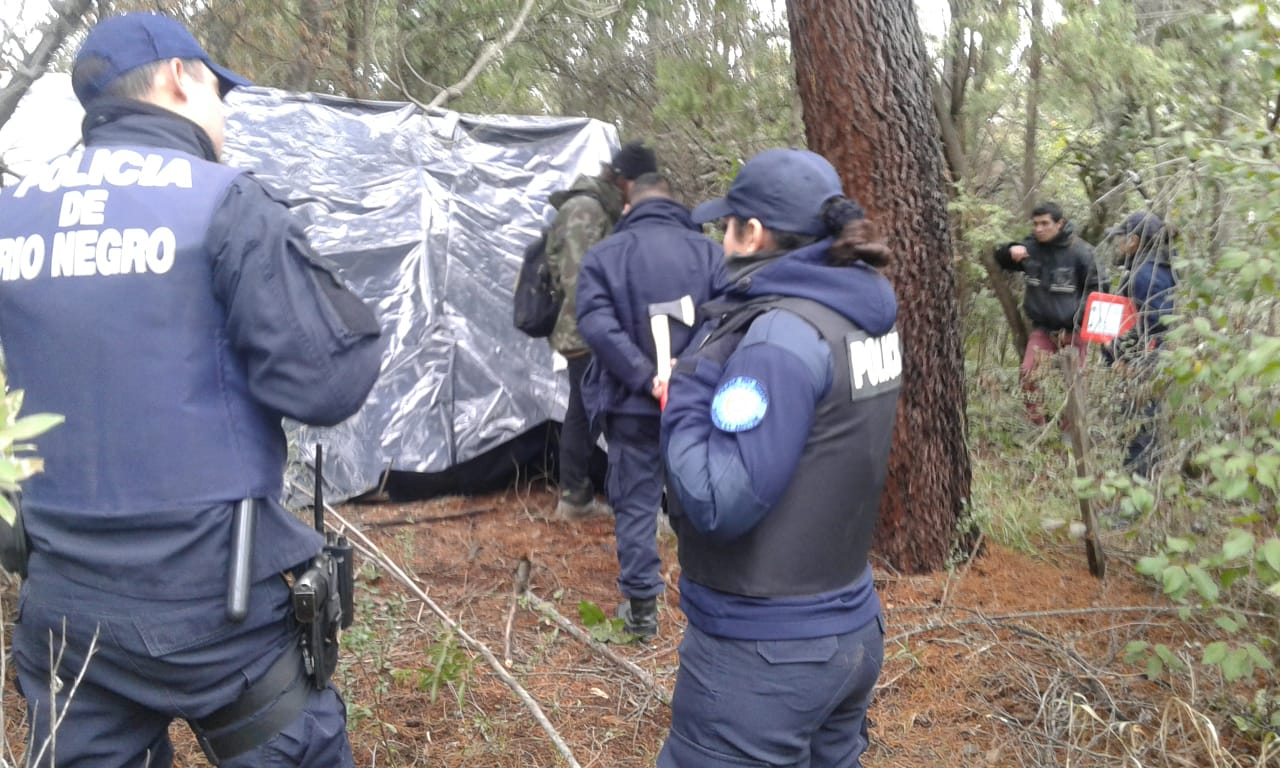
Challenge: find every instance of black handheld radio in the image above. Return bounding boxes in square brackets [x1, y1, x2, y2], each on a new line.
[291, 444, 355, 689]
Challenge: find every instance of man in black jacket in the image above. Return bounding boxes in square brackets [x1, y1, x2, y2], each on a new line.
[995, 202, 1105, 425]
[576, 173, 725, 638]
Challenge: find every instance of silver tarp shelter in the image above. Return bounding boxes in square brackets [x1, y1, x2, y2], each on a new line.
[0, 75, 619, 501]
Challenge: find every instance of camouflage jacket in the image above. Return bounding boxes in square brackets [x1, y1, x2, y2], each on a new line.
[545, 174, 622, 356]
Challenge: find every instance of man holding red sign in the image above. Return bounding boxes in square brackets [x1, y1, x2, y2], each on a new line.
[995, 202, 1107, 425]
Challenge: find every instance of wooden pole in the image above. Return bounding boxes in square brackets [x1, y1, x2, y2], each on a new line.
[1058, 349, 1106, 578]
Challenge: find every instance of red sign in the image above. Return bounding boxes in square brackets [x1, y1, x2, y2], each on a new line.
[1080, 292, 1137, 343]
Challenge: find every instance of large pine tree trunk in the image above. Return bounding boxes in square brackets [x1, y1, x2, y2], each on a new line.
[787, 0, 973, 573]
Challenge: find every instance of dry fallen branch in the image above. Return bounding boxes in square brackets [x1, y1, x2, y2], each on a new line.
[25, 621, 100, 768]
[310, 492, 583, 768]
[504, 556, 532, 667]
[885, 604, 1257, 645]
[361, 507, 497, 530]
[523, 590, 673, 707]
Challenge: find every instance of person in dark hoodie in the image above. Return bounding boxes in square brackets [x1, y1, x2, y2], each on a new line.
[657, 148, 899, 767]
[1103, 210, 1178, 480]
[576, 173, 726, 639]
[0, 13, 382, 767]
[545, 141, 658, 519]
[995, 202, 1106, 425]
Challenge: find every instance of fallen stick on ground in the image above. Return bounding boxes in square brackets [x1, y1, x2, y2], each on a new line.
[523, 590, 673, 707]
[360, 507, 497, 530]
[886, 603, 1271, 626]
[316, 497, 583, 768]
[504, 557, 532, 667]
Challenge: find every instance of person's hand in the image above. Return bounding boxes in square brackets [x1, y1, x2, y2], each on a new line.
[651, 377, 668, 404]
[1010, 244, 1029, 263]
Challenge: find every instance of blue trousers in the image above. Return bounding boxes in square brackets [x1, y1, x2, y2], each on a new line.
[559, 354, 600, 502]
[14, 559, 353, 767]
[1124, 398, 1160, 479]
[659, 617, 885, 768]
[605, 414, 664, 599]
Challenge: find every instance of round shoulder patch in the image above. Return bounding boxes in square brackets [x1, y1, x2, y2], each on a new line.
[711, 377, 769, 432]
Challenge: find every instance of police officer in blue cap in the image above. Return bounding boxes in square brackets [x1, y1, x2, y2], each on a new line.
[1103, 210, 1178, 481]
[658, 148, 900, 767]
[0, 12, 382, 767]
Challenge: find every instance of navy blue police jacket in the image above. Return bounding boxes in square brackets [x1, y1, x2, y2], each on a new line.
[660, 239, 898, 640]
[1123, 249, 1177, 341]
[1104, 247, 1177, 367]
[575, 197, 726, 420]
[0, 99, 383, 599]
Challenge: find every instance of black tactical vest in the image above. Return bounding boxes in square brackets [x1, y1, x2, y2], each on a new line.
[674, 296, 901, 597]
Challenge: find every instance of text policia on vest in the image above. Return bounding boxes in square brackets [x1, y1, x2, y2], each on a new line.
[0, 148, 196, 281]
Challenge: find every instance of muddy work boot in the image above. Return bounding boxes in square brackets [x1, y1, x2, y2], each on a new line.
[616, 597, 658, 640]
[556, 487, 609, 520]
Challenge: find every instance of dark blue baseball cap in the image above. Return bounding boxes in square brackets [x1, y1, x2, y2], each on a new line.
[1105, 211, 1165, 240]
[692, 148, 845, 237]
[73, 13, 252, 105]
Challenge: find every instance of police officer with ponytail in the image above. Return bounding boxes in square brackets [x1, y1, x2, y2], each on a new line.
[0, 13, 381, 767]
[659, 149, 900, 768]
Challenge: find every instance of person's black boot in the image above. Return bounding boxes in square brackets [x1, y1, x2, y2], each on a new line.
[616, 597, 658, 640]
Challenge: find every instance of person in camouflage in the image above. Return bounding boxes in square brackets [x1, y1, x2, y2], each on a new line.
[546, 141, 657, 519]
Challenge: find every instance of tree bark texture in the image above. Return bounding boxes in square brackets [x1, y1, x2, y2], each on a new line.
[982, 252, 1030, 358]
[285, 0, 325, 92]
[787, 0, 973, 572]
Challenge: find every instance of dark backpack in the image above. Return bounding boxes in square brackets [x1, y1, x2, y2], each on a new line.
[513, 190, 599, 338]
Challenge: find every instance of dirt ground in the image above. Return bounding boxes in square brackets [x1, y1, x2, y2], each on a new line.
[2, 486, 1275, 767]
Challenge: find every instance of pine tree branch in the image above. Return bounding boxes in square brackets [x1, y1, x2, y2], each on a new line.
[426, 0, 538, 111]
[0, 0, 95, 131]
[313, 493, 583, 768]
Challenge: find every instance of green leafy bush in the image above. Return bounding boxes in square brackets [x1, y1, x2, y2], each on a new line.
[1071, 2, 1280, 741]
[0, 368, 64, 526]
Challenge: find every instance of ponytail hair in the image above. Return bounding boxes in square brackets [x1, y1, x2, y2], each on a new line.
[729, 194, 893, 269]
[820, 196, 891, 268]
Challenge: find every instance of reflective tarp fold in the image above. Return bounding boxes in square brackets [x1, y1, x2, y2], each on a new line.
[223, 88, 618, 500]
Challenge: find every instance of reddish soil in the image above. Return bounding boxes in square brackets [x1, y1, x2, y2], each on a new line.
[3, 487, 1273, 767]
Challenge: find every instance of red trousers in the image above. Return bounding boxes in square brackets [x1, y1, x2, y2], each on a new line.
[1021, 328, 1088, 425]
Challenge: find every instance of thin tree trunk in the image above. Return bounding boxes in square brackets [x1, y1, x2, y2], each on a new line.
[931, 0, 1027, 358]
[934, 0, 968, 184]
[1207, 47, 1237, 259]
[1021, 0, 1043, 218]
[787, 0, 974, 573]
[0, 0, 95, 132]
[427, 0, 538, 110]
[286, 0, 322, 91]
[984, 252, 1030, 356]
[933, 80, 968, 185]
[344, 0, 364, 98]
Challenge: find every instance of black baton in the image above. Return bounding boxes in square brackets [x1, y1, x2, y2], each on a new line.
[226, 497, 257, 622]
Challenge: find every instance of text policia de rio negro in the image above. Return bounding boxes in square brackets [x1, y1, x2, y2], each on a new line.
[0, 148, 196, 281]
